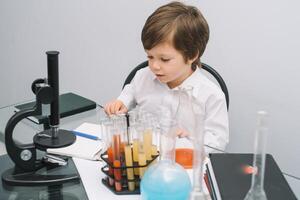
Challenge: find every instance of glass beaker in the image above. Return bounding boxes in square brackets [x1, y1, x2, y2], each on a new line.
[140, 113, 192, 200]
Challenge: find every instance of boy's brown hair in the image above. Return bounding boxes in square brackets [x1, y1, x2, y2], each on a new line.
[141, 1, 209, 69]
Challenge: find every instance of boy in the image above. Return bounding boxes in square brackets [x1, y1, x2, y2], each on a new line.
[105, 1, 229, 153]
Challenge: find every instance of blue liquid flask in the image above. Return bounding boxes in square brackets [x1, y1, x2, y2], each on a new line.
[141, 115, 192, 200]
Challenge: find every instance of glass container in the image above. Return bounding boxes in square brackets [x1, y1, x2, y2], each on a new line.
[244, 111, 268, 200]
[140, 113, 192, 200]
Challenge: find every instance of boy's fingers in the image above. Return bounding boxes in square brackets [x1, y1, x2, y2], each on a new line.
[118, 106, 128, 114]
[104, 100, 126, 115]
[176, 128, 189, 138]
[105, 102, 114, 115]
[176, 129, 184, 137]
[113, 102, 122, 114]
[104, 103, 110, 115]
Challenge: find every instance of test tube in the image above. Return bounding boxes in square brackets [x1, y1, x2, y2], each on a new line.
[111, 122, 122, 192]
[124, 144, 135, 191]
[143, 128, 153, 161]
[129, 124, 140, 176]
[100, 117, 115, 186]
[128, 109, 142, 187]
[137, 124, 147, 178]
[107, 144, 115, 186]
[149, 114, 159, 161]
[140, 113, 153, 161]
[117, 115, 127, 164]
[99, 116, 109, 150]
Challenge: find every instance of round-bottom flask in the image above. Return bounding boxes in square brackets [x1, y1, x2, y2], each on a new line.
[141, 160, 191, 200]
[141, 114, 191, 200]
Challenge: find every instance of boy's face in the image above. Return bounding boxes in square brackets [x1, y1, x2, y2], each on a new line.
[146, 42, 194, 89]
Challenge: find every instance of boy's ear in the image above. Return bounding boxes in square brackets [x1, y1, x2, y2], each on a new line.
[187, 51, 199, 65]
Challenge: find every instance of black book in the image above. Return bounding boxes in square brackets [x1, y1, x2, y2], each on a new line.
[14, 92, 97, 124]
[206, 153, 297, 200]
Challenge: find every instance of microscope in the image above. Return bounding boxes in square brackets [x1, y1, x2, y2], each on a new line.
[2, 51, 79, 186]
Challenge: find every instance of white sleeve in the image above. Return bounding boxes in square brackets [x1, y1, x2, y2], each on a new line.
[117, 76, 137, 111]
[204, 93, 229, 154]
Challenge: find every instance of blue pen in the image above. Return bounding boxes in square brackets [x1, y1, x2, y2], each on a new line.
[73, 131, 101, 141]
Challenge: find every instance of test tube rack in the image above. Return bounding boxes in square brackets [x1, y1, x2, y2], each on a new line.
[100, 151, 159, 195]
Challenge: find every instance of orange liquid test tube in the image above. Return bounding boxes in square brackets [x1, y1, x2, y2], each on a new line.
[113, 160, 122, 192]
[113, 134, 122, 191]
[107, 146, 114, 186]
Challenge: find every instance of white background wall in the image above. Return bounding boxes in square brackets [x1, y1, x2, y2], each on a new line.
[1, 0, 299, 196]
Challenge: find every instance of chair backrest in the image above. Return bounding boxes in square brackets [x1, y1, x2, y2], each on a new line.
[122, 61, 229, 110]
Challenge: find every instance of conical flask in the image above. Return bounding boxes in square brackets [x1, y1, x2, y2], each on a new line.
[244, 111, 268, 200]
[140, 110, 192, 200]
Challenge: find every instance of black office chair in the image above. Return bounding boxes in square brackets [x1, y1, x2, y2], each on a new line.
[122, 60, 229, 110]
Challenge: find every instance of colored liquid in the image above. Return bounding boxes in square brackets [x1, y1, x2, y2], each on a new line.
[151, 145, 158, 156]
[113, 160, 122, 192]
[113, 134, 121, 160]
[112, 134, 122, 191]
[107, 146, 114, 186]
[124, 145, 135, 191]
[138, 152, 147, 178]
[120, 142, 126, 159]
[132, 139, 139, 175]
[141, 160, 192, 200]
[151, 145, 158, 165]
[143, 129, 152, 160]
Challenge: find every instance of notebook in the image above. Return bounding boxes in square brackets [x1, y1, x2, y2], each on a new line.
[206, 153, 297, 200]
[47, 123, 104, 161]
[14, 92, 97, 124]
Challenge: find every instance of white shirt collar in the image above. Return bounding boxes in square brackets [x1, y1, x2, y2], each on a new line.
[150, 66, 201, 88]
[174, 66, 200, 90]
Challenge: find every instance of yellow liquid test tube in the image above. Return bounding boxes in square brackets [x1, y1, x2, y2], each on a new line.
[138, 152, 147, 178]
[143, 129, 153, 161]
[124, 145, 135, 191]
[132, 139, 139, 175]
[150, 144, 158, 165]
[151, 144, 158, 156]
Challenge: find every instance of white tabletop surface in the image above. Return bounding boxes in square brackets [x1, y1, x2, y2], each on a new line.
[73, 123, 211, 200]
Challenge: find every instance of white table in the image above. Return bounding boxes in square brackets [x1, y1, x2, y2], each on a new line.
[73, 137, 210, 200]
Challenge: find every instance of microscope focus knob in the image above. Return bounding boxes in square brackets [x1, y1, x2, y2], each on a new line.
[31, 78, 46, 94]
[36, 85, 54, 104]
[20, 149, 32, 161]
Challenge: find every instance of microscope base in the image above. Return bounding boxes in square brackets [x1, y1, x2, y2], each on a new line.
[1, 159, 79, 186]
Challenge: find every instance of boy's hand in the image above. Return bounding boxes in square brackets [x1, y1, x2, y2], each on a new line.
[176, 128, 190, 138]
[104, 100, 128, 115]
